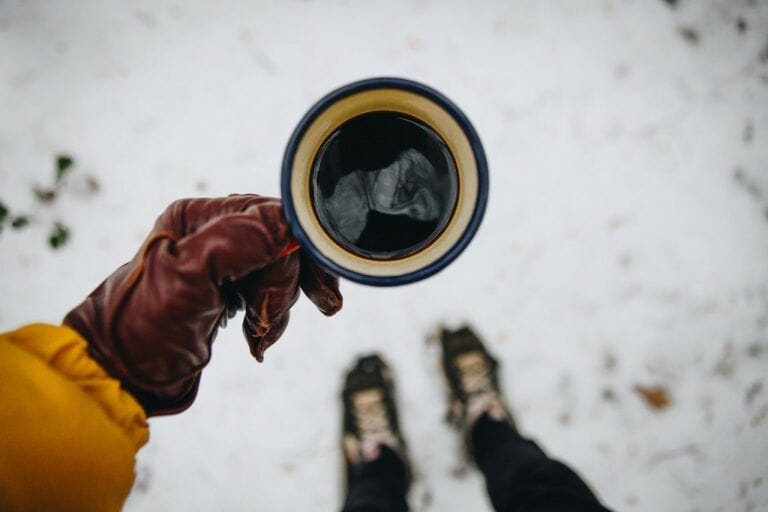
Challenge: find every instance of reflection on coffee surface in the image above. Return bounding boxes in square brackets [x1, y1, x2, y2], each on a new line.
[312, 112, 458, 259]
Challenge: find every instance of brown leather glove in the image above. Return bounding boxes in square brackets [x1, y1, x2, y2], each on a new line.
[64, 194, 342, 416]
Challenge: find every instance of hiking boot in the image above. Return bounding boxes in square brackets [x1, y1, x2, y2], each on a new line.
[439, 326, 514, 445]
[341, 354, 411, 487]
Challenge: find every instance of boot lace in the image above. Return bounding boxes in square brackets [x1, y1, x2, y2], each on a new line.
[455, 352, 501, 424]
[351, 389, 397, 455]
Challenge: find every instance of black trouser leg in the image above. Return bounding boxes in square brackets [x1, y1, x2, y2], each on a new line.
[471, 414, 611, 512]
[341, 445, 409, 512]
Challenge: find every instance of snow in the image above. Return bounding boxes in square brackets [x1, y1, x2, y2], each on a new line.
[1, 0, 767, 510]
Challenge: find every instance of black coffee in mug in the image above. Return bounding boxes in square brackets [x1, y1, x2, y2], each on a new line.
[312, 112, 459, 260]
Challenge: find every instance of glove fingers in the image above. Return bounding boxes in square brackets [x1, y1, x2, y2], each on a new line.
[176, 200, 293, 283]
[153, 195, 276, 236]
[299, 252, 343, 316]
[244, 311, 290, 362]
[239, 252, 301, 362]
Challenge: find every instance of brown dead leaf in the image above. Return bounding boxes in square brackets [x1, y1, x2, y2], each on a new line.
[634, 384, 671, 411]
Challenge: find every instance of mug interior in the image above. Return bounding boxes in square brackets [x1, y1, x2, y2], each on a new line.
[311, 111, 458, 260]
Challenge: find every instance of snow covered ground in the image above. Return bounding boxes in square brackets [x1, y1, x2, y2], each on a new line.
[2, 0, 767, 510]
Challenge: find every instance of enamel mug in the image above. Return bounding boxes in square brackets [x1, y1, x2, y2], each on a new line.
[281, 77, 488, 286]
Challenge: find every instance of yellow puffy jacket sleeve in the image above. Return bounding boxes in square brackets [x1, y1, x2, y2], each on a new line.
[0, 324, 149, 511]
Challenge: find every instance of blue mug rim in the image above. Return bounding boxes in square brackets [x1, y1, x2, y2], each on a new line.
[280, 77, 489, 286]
